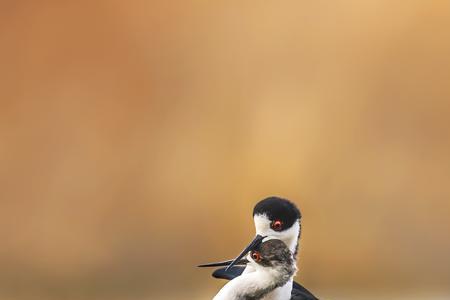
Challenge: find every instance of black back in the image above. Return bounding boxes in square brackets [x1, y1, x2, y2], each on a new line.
[212, 266, 245, 281]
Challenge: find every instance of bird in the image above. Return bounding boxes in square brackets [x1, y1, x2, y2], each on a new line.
[199, 196, 318, 300]
[213, 239, 297, 300]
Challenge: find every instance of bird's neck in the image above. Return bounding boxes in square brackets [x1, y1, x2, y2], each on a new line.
[213, 266, 292, 300]
[282, 221, 301, 258]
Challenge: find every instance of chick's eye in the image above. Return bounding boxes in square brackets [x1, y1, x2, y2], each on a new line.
[271, 220, 283, 231]
[251, 251, 261, 262]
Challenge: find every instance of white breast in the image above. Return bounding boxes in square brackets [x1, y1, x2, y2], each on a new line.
[235, 264, 292, 300]
[261, 279, 293, 300]
[213, 264, 292, 300]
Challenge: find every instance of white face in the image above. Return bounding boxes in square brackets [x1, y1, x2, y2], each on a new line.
[253, 214, 300, 254]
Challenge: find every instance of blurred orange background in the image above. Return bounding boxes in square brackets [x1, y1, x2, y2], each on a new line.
[1, 1, 450, 299]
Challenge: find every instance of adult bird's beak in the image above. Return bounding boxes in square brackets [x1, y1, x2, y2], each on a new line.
[224, 234, 265, 271]
[197, 235, 265, 271]
[198, 259, 236, 268]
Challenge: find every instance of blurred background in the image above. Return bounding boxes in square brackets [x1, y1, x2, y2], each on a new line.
[1, 1, 450, 299]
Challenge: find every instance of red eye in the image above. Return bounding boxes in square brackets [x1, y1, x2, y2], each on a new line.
[251, 251, 261, 262]
[271, 220, 283, 231]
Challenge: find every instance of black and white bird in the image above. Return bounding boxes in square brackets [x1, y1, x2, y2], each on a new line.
[199, 196, 318, 300]
[213, 239, 296, 300]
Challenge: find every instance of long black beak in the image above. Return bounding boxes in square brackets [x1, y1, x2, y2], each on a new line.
[198, 259, 235, 268]
[224, 234, 265, 272]
[197, 258, 248, 268]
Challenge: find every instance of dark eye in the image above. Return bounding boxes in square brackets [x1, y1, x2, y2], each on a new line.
[271, 220, 283, 231]
[251, 251, 261, 262]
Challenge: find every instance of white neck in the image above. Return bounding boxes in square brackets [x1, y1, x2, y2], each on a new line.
[282, 221, 300, 255]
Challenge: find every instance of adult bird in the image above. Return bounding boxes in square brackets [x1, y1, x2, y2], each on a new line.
[199, 196, 318, 300]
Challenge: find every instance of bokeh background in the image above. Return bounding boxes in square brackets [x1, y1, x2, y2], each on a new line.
[1, 1, 450, 299]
